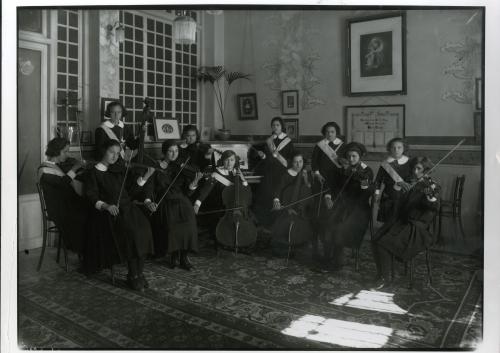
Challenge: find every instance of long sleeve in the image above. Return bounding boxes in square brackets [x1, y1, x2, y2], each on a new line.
[142, 173, 156, 201]
[94, 128, 109, 160]
[311, 145, 321, 173]
[374, 166, 385, 192]
[40, 172, 74, 188]
[85, 170, 102, 209]
[195, 177, 216, 206]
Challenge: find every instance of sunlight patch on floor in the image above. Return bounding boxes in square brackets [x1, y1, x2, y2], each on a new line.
[330, 290, 408, 315]
[281, 314, 393, 348]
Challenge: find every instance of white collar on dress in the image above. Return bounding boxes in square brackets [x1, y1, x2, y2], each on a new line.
[323, 137, 342, 145]
[216, 166, 233, 176]
[45, 160, 57, 165]
[159, 160, 169, 169]
[95, 162, 108, 171]
[287, 168, 300, 176]
[360, 162, 367, 169]
[273, 132, 287, 139]
[103, 120, 124, 129]
[386, 155, 409, 165]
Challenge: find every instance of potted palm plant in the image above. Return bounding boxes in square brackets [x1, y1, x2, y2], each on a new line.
[196, 66, 250, 140]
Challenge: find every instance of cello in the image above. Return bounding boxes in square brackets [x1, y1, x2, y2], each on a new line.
[271, 169, 314, 262]
[215, 168, 257, 254]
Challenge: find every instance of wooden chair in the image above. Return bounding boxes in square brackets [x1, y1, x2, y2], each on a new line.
[438, 175, 466, 240]
[391, 213, 438, 289]
[36, 182, 68, 272]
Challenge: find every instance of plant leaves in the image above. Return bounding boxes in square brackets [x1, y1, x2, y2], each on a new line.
[226, 71, 251, 85]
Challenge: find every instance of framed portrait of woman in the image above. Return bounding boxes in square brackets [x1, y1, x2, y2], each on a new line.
[346, 12, 406, 96]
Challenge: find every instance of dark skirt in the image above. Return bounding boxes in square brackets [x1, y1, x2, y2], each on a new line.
[252, 158, 287, 226]
[84, 203, 153, 273]
[324, 201, 370, 248]
[376, 220, 435, 261]
[152, 196, 198, 255]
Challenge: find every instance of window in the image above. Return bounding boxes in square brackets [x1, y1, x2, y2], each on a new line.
[56, 9, 82, 134]
[119, 10, 199, 136]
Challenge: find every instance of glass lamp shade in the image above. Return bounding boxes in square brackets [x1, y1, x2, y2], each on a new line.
[173, 16, 197, 45]
[114, 24, 125, 43]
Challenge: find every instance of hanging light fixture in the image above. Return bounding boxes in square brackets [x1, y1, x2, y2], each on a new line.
[173, 11, 197, 45]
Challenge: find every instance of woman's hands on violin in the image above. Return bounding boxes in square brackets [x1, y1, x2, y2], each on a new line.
[324, 195, 334, 209]
[394, 181, 412, 192]
[103, 203, 120, 216]
[314, 172, 326, 184]
[143, 167, 156, 181]
[144, 199, 157, 213]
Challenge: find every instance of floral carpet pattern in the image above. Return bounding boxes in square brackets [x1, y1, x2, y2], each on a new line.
[18, 238, 482, 350]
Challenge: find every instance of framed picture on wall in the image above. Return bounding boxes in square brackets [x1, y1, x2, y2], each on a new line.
[100, 97, 119, 120]
[283, 118, 299, 142]
[281, 90, 299, 115]
[237, 93, 258, 120]
[153, 118, 181, 141]
[346, 12, 406, 96]
[345, 105, 405, 152]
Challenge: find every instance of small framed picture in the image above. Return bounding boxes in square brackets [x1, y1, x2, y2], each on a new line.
[100, 97, 118, 121]
[153, 118, 181, 141]
[281, 90, 299, 115]
[237, 93, 258, 120]
[283, 118, 299, 142]
[475, 78, 482, 110]
[80, 131, 91, 145]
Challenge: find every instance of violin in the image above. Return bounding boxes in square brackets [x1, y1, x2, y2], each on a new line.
[215, 168, 257, 253]
[409, 175, 440, 198]
[271, 169, 314, 259]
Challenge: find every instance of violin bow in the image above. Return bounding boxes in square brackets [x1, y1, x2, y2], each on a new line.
[273, 187, 331, 211]
[116, 151, 134, 209]
[327, 170, 356, 211]
[151, 156, 191, 214]
[424, 139, 466, 177]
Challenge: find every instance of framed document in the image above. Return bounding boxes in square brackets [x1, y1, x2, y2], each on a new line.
[345, 105, 405, 152]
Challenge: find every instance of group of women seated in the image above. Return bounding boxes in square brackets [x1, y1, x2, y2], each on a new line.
[37, 101, 441, 291]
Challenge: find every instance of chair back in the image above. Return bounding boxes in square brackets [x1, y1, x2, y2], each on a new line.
[36, 182, 51, 223]
[452, 175, 466, 206]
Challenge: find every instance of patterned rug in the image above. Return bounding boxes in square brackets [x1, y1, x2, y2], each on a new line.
[18, 236, 482, 349]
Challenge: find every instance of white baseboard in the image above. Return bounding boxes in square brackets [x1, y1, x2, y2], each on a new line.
[18, 194, 43, 250]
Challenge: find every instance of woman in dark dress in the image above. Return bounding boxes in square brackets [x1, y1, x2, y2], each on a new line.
[321, 142, 374, 271]
[37, 137, 89, 255]
[372, 156, 441, 289]
[94, 101, 140, 161]
[252, 117, 295, 226]
[310, 122, 347, 258]
[373, 137, 412, 223]
[194, 150, 250, 248]
[85, 139, 154, 291]
[271, 152, 314, 256]
[142, 140, 203, 270]
[178, 124, 214, 172]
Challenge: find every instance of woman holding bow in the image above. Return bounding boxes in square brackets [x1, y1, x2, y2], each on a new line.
[371, 156, 441, 289]
[320, 142, 374, 271]
[141, 140, 203, 270]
